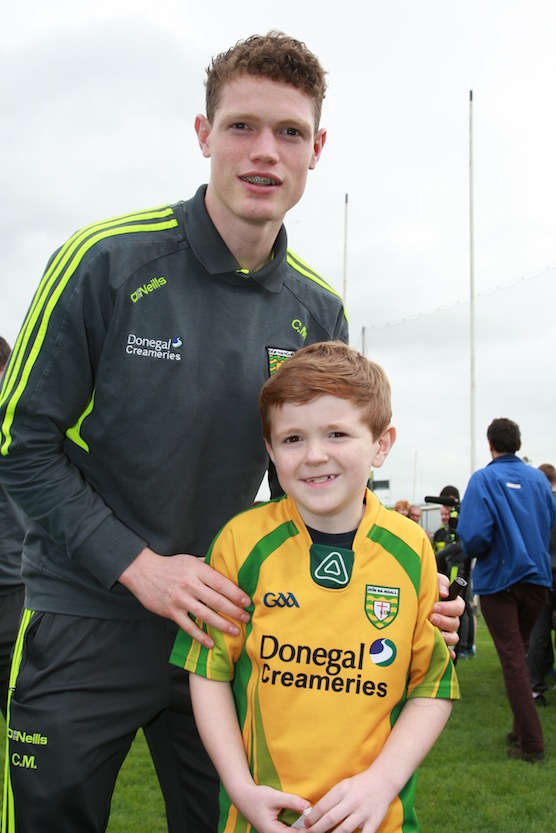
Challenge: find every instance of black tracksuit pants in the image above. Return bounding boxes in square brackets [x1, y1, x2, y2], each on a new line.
[3, 612, 219, 833]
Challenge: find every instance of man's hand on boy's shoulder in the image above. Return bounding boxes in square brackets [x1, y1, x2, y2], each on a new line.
[119, 547, 251, 647]
[430, 573, 464, 654]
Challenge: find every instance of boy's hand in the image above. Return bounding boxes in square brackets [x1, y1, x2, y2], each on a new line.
[430, 573, 465, 656]
[234, 783, 311, 833]
[303, 770, 391, 833]
[118, 547, 251, 647]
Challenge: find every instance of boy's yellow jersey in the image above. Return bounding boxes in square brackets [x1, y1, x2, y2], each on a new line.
[171, 489, 459, 833]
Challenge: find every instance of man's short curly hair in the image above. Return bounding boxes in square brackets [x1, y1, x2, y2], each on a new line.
[205, 31, 327, 129]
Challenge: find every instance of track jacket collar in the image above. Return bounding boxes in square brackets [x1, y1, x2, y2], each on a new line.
[176, 185, 288, 293]
[488, 453, 520, 467]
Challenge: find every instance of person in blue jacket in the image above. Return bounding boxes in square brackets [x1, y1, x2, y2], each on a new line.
[457, 418, 555, 763]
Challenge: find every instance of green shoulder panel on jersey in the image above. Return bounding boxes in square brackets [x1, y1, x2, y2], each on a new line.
[230, 513, 301, 731]
[286, 249, 344, 300]
[367, 525, 422, 595]
[0, 206, 178, 456]
[236, 518, 300, 600]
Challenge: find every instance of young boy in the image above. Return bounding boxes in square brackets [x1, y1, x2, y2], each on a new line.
[170, 341, 459, 833]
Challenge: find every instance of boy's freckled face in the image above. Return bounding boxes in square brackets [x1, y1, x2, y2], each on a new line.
[265, 395, 386, 533]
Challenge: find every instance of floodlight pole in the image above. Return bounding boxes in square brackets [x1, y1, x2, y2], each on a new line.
[469, 91, 476, 475]
[343, 193, 349, 306]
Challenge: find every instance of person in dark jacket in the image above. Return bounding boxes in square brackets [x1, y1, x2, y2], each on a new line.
[458, 418, 555, 763]
[433, 485, 475, 661]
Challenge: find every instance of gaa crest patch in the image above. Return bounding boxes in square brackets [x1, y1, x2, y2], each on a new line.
[365, 585, 400, 629]
[267, 347, 294, 376]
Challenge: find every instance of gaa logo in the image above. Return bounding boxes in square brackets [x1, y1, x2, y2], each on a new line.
[263, 592, 299, 608]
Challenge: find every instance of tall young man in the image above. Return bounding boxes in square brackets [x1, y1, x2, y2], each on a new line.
[0, 32, 461, 832]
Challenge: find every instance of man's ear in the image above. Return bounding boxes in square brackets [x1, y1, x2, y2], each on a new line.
[195, 114, 212, 158]
[372, 425, 397, 469]
[309, 127, 327, 170]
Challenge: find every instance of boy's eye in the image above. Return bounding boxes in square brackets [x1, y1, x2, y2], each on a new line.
[284, 435, 301, 444]
[330, 431, 346, 438]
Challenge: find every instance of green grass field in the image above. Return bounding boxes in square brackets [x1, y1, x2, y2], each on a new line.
[2, 615, 555, 832]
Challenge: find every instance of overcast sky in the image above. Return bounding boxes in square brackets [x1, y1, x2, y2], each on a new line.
[2, 0, 555, 509]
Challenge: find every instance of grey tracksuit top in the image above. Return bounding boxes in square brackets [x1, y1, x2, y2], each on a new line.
[0, 186, 348, 618]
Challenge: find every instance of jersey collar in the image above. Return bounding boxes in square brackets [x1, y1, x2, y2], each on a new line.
[176, 185, 288, 293]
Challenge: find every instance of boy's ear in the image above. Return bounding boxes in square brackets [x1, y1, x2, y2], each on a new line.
[264, 438, 276, 465]
[372, 425, 396, 469]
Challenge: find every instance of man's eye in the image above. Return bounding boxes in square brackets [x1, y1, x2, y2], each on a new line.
[232, 122, 248, 130]
[282, 127, 300, 137]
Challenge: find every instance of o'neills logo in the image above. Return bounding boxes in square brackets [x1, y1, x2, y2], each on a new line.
[8, 728, 48, 745]
[130, 276, 167, 303]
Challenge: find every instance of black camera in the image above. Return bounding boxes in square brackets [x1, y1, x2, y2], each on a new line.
[425, 494, 469, 589]
[424, 494, 460, 534]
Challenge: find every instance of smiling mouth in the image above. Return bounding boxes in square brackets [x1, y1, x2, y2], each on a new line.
[305, 475, 337, 484]
[240, 175, 280, 186]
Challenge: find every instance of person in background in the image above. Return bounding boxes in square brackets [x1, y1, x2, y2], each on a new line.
[0, 337, 26, 719]
[457, 418, 555, 763]
[408, 504, 433, 543]
[527, 463, 556, 707]
[393, 500, 411, 516]
[172, 341, 459, 833]
[433, 485, 475, 661]
[408, 505, 422, 524]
